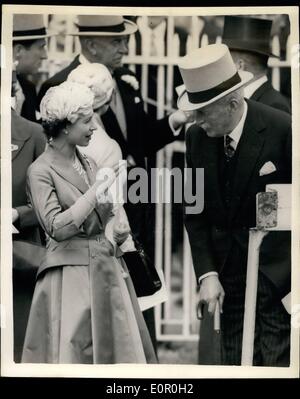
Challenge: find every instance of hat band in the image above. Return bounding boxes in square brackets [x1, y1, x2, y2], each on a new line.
[187, 72, 241, 104]
[77, 22, 125, 33]
[13, 27, 47, 37]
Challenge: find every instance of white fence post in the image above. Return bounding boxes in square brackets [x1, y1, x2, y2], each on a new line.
[271, 35, 281, 91]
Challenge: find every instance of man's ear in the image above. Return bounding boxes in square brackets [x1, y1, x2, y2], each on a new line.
[228, 97, 239, 113]
[84, 38, 97, 56]
[13, 43, 26, 63]
[235, 58, 245, 71]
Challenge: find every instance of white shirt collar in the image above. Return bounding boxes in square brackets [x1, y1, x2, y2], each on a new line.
[244, 75, 268, 99]
[226, 100, 248, 149]
[79, 53, 90, 65]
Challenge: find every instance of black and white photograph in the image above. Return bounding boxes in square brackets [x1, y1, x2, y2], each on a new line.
[1, 4, 299, 378]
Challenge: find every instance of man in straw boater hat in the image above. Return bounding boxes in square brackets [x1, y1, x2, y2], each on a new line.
[222, 15, 291, 114]
[179, 43, 291, 366]
[38, 15, 190, 351]
[13, 14, 51, 122]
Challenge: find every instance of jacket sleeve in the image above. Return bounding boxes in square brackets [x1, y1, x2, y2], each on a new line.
[14, 128, 47, 229]
[184, 128, 217, 281]
[27, 165, 100, 241]
[141, 112, 179, 156]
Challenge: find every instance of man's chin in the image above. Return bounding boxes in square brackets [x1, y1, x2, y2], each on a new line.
[112, 61, 123, 70]
[206, 131, 221, 138]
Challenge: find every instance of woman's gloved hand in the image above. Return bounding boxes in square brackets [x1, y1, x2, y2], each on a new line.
[95, 160, 127, 204]
[113, 220, 131, 245]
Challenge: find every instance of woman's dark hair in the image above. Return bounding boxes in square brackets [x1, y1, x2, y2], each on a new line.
[42, 118, 68, 141]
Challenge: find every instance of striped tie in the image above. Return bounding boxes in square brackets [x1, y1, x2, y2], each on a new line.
[224, 135, 235, 161]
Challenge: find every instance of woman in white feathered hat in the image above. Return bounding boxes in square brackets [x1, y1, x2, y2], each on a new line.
[21, 81, 157, 364]
[67, 62, 137, 257]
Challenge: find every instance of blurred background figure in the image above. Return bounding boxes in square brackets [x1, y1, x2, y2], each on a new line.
[200, 16, 224, 44]
[222, 15, 291, 113]
[12, 14, 50, 121]
[48, 14, 68, 53]
[11, 59, 46, 362]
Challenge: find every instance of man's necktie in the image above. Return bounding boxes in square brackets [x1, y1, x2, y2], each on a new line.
[224, 135, 235, 161]
[110, 80, 127, 139]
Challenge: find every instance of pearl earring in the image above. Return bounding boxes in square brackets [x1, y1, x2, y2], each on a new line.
[64, 129, 69, 135]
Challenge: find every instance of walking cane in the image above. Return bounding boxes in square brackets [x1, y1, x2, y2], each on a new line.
[241, 184, 291, 366]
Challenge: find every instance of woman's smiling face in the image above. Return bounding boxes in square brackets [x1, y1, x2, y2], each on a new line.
[66, 110, 96, 147]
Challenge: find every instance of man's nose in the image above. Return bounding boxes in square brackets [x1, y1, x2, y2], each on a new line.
[119, 39, 128, 54]
[41, 47, 48, 59]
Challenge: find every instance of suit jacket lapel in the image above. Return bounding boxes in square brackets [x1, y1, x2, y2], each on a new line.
[229, 100, 266, 221]
[11, 110, 31, 161]
[101, 107, 129, 158]
[201, 134, 228, 223]
[114, 70, 137, 146]
[77, 150, 112, 226]
[48, 146, 89, 194]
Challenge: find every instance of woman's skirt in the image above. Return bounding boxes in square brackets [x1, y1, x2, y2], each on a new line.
[21, 238, 157, 364]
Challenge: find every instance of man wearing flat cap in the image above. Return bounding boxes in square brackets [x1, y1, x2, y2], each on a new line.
[13, 14, 51, 122]
[38, 15, 189, 350]
[179, 44, 291, 366]
[222, 15, 291, 113]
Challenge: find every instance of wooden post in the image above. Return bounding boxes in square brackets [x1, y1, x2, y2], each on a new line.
[241, 184, 291, 365]
[241, 228, 268, 365]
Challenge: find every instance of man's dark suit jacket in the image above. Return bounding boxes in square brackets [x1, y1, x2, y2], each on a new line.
[251, 80, 291, 114]
[12, 109, 46, 242]
[18, 74, 39, 122]
[12, 109, 46, 362]
[185, 99, 291, 297]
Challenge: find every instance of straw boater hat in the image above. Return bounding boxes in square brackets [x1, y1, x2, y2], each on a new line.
[13, 14, 52, 41]
[177, 44, 253, 111]
[222, 15, 279, 58]
[69, 15, 137, 36]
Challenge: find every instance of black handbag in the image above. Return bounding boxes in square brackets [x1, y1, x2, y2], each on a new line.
[122, 240, 162, 298]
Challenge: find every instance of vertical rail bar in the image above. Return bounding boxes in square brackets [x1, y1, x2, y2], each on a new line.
[271, 35, 281, 91]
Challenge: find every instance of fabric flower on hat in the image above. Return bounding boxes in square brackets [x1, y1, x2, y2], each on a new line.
[40, 81, 94, 124]
[68, 63, 114, 110]
[121, 74, 139, 91]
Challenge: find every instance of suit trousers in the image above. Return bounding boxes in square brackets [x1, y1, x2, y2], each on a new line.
[220, 270, 290, 366]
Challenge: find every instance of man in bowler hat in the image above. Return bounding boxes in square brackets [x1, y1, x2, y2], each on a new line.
[13, 14, 50, 121]
[38, 15, 190, 351]
[222, 15, 291, 113]
[179, 44, 291, 366]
